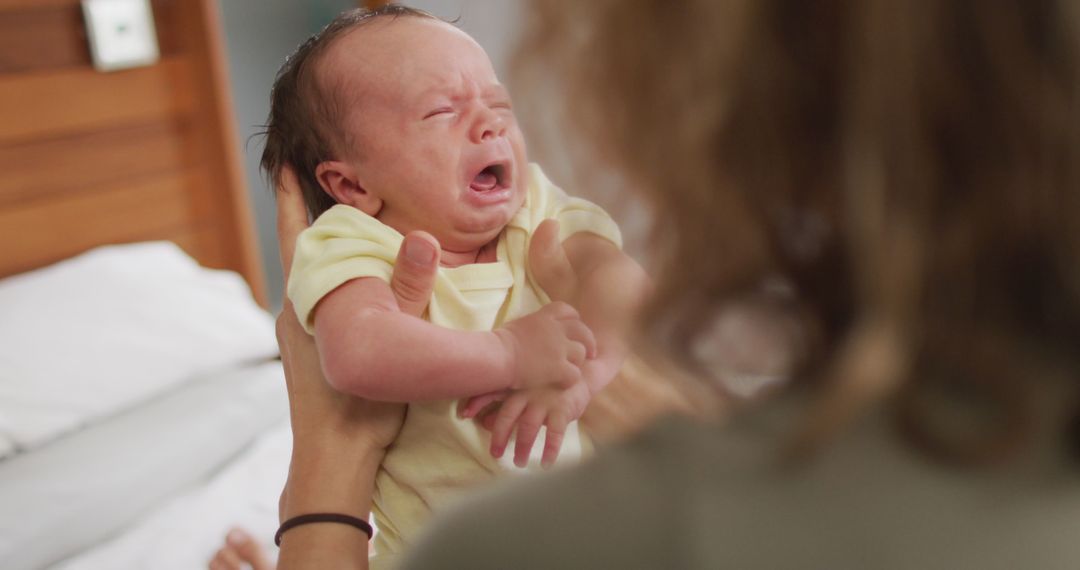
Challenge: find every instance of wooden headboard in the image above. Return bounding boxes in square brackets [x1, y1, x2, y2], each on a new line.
[0, 0, 267, 306]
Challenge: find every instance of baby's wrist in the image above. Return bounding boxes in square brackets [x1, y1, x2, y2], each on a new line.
[490, 329, 522, 390]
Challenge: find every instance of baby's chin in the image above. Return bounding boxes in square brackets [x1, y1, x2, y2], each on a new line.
[431, 184, 524, 250]
[440, 212, 515, 250]
[440, 223, 506, 252]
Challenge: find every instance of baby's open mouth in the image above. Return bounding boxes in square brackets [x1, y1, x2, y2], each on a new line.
[470, 163, 509, 192]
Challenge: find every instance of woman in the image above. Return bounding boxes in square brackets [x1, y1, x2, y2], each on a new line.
[234, 0, 1080, 568]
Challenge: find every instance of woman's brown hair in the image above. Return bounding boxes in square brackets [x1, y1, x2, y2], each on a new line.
[515, 0, 1080, 465]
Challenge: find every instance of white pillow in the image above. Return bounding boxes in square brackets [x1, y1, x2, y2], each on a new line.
[0, 241, 278, 454]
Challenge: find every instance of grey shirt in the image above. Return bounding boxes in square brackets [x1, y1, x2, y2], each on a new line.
[404, 402, 1080, 569]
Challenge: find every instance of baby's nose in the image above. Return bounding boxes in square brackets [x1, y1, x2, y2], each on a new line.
[471, 107, 507, 142]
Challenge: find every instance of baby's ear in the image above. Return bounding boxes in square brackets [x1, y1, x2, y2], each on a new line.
[314, 161, 382, 216]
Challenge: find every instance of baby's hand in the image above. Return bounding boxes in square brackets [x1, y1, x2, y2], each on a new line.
[486, 381, 592, 469]
[494, 302, 597, 390]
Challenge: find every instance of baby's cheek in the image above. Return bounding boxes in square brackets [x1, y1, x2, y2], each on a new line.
[513, 128, 528, 155]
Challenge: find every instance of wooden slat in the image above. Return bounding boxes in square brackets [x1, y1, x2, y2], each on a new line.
[0, 0, 181, 74]
[0, 0, 79, 9]
[0, 169, 207, 278]
[0, 119, 192, 207]
[177, 0, 268, 306]
[0, 57, 194, 145]
[0, 0, 267, 307]
[0, 5, 86, 73]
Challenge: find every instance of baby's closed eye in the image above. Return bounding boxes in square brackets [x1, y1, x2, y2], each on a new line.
[423, 106, 455, 119]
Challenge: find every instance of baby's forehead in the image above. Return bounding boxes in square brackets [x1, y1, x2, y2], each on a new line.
[322, 17, 498, 96]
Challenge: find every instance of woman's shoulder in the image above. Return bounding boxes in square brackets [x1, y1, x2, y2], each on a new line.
[402, 414, 760, 570]
[405, 404, 1080, 570]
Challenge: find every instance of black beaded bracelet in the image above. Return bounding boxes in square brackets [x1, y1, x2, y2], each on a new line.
[275, 513, 374, 546]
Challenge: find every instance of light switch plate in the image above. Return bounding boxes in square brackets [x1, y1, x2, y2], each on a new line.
[81, 0, 160, 72]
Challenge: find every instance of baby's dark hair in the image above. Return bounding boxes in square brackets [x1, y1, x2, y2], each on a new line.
[261, 4, 438, 219]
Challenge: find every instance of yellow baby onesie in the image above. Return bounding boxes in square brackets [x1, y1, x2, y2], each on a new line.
[288, 164, 622, 568]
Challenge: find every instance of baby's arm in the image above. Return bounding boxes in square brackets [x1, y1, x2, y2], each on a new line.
[313, 276, 596, 402]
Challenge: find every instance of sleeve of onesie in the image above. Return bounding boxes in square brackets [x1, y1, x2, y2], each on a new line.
[527, 164, 623, 249]
[286, 205, 401, 334]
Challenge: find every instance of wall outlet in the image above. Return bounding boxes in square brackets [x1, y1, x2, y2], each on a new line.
[81, 0, 160, 72]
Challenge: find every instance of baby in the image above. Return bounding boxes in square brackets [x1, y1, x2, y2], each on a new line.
[263, 6, 646, 567]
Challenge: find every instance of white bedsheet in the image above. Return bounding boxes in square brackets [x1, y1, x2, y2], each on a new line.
[0, 361, 288, 570]
[51, 421, 291, 570]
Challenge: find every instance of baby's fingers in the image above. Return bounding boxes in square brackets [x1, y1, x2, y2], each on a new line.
[561, 317, 597, 360]
[557, 361, 585, 388]
[490, 395, 528, 459]
[513, 405, 548, 468]
[541, 413, 569, 469]
[459, 390, 509, 419]
[566, 340, 587, 367]
[478, 407, 499, 431]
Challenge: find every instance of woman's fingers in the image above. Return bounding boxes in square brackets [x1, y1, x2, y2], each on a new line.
[275, 165, 309, 280]
[390, 231, 441, 317]
[276, 305, 321, 402]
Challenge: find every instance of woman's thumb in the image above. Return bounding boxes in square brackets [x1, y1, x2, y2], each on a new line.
[392, 231, 441, 317]
[529, 219, 579, 303]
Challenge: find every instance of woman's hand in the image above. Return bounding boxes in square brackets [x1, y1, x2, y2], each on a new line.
[274, 166, 442, 570]
[467, 219, 696, 444]
[525, 222, 697, 442]
[275, 166, 407, 464]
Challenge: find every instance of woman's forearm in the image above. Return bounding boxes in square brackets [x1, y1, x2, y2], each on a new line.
[277, 443, 385, 570]
[283, 446, 382, 517]
[277, 522, 370, 570]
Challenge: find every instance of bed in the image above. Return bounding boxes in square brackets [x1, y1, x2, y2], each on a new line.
[1, 1, 290, 568]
